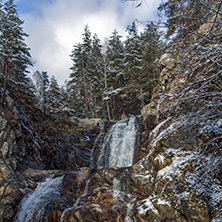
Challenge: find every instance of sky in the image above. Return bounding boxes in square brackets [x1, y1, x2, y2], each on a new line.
[15, 0, 162, 84]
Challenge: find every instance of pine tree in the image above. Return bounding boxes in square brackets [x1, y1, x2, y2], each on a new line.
[123, 21, 144, 115]
[41, 71, 49, 115]
[48, 75, 60, 99]
[69, 26, 104, 118]
[104, 29, 125, 119]
[89, 34, 104, 117]
[140, 22, 165, 104]
[124, 21, 143, 84]
[0, 0, 32, 104]
[69, 43, 88, 117]
[106, 29, 125, 88]
[47, 75, 62, 112]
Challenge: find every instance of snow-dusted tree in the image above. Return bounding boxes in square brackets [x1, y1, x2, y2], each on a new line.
[69, 25, 93, 117]
[41, 71, 49, 115]
[106, 29, 125, 88]
[140, 22, 165, 105]
[88, 33, 104, 117]
[69, 26, 105, 118]
[0, 0, 32, 104]
[69, 43, 88, 117]
[104, 29, 125, 119]
[47, 75, 62, 113]
[158, 0, 211, 39]
[122, 21, 144, 115]
[124, 21, 143, 83]
[48, 75, 60, 99]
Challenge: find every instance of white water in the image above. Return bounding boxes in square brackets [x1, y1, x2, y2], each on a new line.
[97, 117, 138, 167]
[90, 121, 105, 168]
[16, 175, 64, 222]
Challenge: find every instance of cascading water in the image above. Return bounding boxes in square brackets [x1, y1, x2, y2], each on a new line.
[97, 117, 139, 168]
[97, 117, 140, 222]
[90, 121, 105, 168]
[16, 175, 64, 222]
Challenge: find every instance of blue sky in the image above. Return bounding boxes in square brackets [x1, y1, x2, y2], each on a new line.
[16, 0, 53, 15]
[15, 0, 162, 84]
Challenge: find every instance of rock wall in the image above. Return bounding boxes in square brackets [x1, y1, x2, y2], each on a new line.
[0, 95, 111, 221]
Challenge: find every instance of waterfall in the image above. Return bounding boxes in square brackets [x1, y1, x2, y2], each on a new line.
[97, 117, 139, 167]
[90, 121, 105, 168]
[16, 175, 64, 222]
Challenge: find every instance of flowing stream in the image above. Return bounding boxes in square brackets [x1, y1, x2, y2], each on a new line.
[16, 175, 64, 222]
[97, 117, 139, 167]
[16, 117, 140, 222]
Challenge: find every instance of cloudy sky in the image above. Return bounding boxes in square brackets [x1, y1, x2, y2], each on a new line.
[15, 0, 162, 84]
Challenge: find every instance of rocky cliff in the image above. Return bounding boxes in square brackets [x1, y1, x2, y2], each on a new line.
[0, 90, 111, 221]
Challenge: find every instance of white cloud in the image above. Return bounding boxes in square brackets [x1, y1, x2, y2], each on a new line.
[20, 0, 162, 84]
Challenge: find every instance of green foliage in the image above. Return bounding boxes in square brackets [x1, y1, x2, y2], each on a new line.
[69, 26, 105, 118]
[0, 0, 32, 103]
[68, 22, 165, 120]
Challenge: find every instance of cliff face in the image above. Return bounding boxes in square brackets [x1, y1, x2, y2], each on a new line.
[0, 93, 111, 221]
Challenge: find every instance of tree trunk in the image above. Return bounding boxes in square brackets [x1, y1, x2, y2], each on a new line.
[1, 60, 8, 104]
[81, 56, 90, 117]
[103, 55, 111, 120]
[106, 101, 111, 121]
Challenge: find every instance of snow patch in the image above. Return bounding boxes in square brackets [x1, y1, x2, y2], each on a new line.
[137, 197, 158, 215]
[157, 198, 171, 206]
[158, 149, 196, 180]
[154, 154, 165, 165]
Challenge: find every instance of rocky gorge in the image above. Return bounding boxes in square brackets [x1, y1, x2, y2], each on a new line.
[0, 50, 221, 222]
[0, 16, 222, 221]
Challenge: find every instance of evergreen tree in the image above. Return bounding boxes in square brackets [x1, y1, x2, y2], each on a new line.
[0, 0, 32, 103]
[69, 43, 88, 117]
[41, 71, 49, 115]
[48, 75, 60, 99]
[69, 26, 104, 118]
[106, 29, 125, 88]
[123, 21, 144, 115]
[140, 22, 165, 105]
[124, 21, 143, 84]
[47, 75, 62, 111]
[89, 34, 104, 117]
[80, 25, 92, 117]
[104, 29, 125, 119]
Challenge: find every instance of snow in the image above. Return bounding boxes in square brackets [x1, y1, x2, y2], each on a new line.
[211, 219, 222, 222]
[149, 117, 173, 148]
[177, 191, 190, 200]
[157, 198, 171, 206]
[137, 196, 158, 215]
[154, 154, 165, 165]
[199, 119, 222, 135]
[137, 196, 170, 216]
[157, 149, 196, 180]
